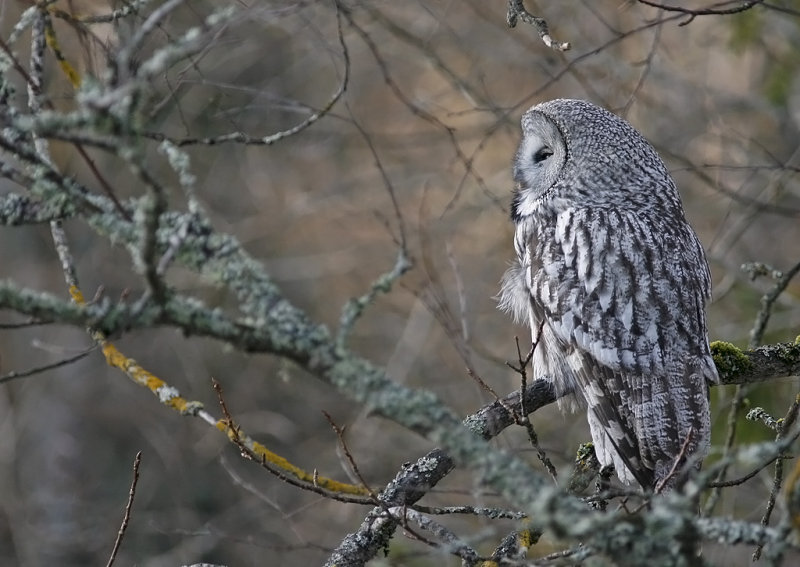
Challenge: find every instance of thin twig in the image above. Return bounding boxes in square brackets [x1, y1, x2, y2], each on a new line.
[707, 456, 790, 489]
[753, 393, 800, 560]
[321, 412, 442, 553]
[637, 0, 764, 26]
[0, 346, 95, 384]
[322, 411, 378, 501]
[218, 454, 309, 545]
[342, 100, 407, 249]
[506, 326, 558, 483]
[753, 457, 783, 561]
[340, 4, 496, 218]
[654, 427, 694, 494]
[211, 379, 372, 504]
[144, 1, 350, 147]
[465, 367, 506, 409]
[445, 241, 470, 354]
[106, 451, 142, 567]
[620, 9, 662, 117]
[749, 259, 800, 348]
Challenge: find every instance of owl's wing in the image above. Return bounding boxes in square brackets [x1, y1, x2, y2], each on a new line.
[534, 207, 712, 374]
[534, 310, 654, 487]
[531, 207, 713, 486]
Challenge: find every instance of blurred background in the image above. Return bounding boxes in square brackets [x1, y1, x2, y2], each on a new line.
[1, 1, 800, 565]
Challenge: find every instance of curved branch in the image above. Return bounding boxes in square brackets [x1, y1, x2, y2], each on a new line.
[637, 0, 765, 25]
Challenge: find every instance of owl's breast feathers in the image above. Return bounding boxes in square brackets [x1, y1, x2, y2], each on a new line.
[500, 206, 717, 487]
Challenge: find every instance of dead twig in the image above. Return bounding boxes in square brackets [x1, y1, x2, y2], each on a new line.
[322, 411, 379, 502]
[211, 379, 372, 504]
[506, 0, 570, 50]
[106, 451, 142, 567]
[654, 427, 694, 494]
[505, 325, 558, 483]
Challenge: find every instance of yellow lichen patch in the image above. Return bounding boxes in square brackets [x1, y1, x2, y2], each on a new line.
[70, 281, 365, 498]
[99, 340, 195, 413]
[516, 529, 535, 549]
[215, 420, 370, 496]
[69, 285, 85, 305]
[43, 17, 81, 89]
[515, 518, 541, 549]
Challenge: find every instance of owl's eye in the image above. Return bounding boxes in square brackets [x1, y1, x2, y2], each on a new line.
[532, 146, 554, 164]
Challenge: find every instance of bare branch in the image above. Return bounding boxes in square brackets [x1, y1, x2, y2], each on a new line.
[749, 259, 800, 348]
[0, 346, 94, 384]
[506, 0, 571, 50]
[106, 451, 142, 567]
[143, 1, 351, 148]
[637, 0, 765, 26]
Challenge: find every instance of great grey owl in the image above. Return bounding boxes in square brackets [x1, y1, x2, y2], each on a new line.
[499, 99, 718, 490]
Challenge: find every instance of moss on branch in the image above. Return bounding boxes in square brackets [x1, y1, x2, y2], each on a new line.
[711, 340, 800, 385]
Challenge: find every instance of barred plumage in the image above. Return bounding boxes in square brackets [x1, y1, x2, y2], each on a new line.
[499, 99, 717, 489]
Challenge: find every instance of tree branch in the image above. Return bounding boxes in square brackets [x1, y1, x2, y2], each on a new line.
[712, 341, 800, 385]
[506, 0, 570, 50]
[637, 0, 765, 26]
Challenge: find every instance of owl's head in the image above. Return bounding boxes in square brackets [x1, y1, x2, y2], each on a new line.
[511, 99, 681, 222]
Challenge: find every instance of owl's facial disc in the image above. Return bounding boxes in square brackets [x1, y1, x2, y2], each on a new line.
[511, 113, 567, 220]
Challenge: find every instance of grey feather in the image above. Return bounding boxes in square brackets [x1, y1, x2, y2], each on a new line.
[499, 99, 718, 489]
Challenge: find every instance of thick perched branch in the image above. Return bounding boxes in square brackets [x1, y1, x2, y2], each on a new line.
[712, 341, 800, 385]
